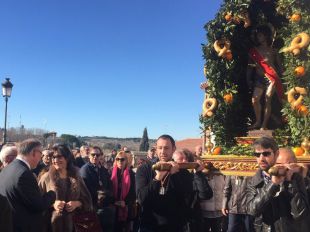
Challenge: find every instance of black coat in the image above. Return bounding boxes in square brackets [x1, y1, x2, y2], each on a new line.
[0, 159, 56, 232]
[246, 169, 309, 232]
[136, 162, 212, 232]
[0, 194, 12, 232]
[79, 162, 114, 208]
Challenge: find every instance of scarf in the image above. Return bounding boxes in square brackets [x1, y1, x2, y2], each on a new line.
[249, 47, 284, 100]
[111, 166, 131, 221]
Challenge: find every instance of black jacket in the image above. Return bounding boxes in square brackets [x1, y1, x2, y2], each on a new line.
[79, 162, 113, 208]
[246, 169, 309, 232]
[136, 162, 212, 232]
[0, 194, 12, 232]
[0, 159, 56, 232]
[222, 175, 251, 214]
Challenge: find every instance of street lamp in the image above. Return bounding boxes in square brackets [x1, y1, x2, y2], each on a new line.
[2, 78, 13, 144]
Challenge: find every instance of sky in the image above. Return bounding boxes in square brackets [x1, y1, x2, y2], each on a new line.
[0, 0, 222, 140]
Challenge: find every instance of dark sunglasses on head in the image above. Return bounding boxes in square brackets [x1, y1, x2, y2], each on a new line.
[253, 151, 272, 157]
[90, 153, 101, 157]
[52, 155, 64, 159]
[116, 158, 126, 162]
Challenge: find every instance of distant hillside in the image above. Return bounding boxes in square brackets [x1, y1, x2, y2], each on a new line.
[80, 136, 156, 152]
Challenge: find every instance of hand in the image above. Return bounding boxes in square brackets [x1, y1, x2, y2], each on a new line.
[53, 200, 66, 213]
[221, 208, 229, 216]
[115, 201, 125, 208]
[271, 175, 285, 185]
[167, 161, 179, 175]
[195, 160, 205, 172]
[285, 163, 303, 181]
[65, 201, 81, 212]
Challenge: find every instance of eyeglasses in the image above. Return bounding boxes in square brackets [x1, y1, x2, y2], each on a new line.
[90, 153, 101, 157]
[116, 158, 126, 162]
[253, 151, 272, 157]
[52, 155, 64, 160]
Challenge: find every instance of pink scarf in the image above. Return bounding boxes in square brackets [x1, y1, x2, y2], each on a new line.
[111, 166, 131, 221]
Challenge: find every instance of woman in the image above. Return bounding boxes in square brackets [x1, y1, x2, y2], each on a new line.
[39, 144, 92, 232]
[111, 151, 136, 232]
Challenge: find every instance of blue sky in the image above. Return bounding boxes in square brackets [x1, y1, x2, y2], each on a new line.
[0, 0, 221, 140]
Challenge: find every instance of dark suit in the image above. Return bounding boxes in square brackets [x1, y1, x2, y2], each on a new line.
[0, 159, 56, 232]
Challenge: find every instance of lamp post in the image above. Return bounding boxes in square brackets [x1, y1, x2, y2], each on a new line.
[2, 78, 13, 144]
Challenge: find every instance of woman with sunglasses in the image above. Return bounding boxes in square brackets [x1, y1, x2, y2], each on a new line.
[111, 151, 136, 232]
[39, 144, 92, 232]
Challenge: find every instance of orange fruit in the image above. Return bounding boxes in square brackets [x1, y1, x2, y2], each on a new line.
[298, 105, 309, 116]
[293, 147, 305, 156]
[291, 14, 301, 22]
[225, 14, 232, 22]
[295, 66, 305, 77]
[213, 147, 222, 155]
[223, 93, 233, 104]
[225, 51, 233, 60]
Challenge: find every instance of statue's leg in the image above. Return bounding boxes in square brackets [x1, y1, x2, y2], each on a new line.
[249, 87, 264, 129]
[261, 83, 276, 130]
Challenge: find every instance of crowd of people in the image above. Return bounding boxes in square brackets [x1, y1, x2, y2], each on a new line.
[0, 135, 309, 232]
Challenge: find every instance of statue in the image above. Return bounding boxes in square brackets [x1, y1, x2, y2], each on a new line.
[246, 25, 284, 130]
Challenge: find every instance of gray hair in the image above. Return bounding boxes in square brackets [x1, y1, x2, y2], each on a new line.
[0, 146, 18, 163]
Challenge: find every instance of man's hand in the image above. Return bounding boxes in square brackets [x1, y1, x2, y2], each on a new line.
[167, 161, 179, 175]
[271, 175, 285, 185]
[65, 201, 81, 212]
[115, 201, 126, 208]
[53, 200, 66, 213]
[222, 208, 229, 216]
[195, 160, 205, 172]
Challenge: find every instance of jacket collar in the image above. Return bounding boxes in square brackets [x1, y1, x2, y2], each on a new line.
[252, 169, 264, 186]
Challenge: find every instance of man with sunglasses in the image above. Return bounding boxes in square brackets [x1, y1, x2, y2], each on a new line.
[246, 136, 309, 232]
[79, 146, 115, 232]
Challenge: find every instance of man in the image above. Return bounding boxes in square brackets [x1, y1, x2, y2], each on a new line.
[0, 145, 17, 169]
[32, 149, 52, 176]
[136, 134, 211, 232]
[0, 139, 56, 232]
[247, 25, 284, 130]
[79, 146, 115, 232]
[147, 146, 159, 164]
[246, 137, 309, 232]
[194, 145, 203, 158]
[75, 145, 90, 168]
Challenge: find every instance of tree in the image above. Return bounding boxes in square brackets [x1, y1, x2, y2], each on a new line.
[200, 0, 309, 148]
[60, 134, 82, 148]
[139, 127, 149, 151]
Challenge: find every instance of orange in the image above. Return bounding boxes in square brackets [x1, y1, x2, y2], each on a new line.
[225, 51, 233, 61]
[291, 14, 301, 22]
[295, 66, 305, 77]
[213, 147, 222, 155]
[225, 14, 232, 22]
[293, 147, 305, 156]
[223, 93, 233, 104]
[298, 105, 309, 116]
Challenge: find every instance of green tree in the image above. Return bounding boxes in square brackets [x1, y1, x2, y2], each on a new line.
[60, 134, 82, 148]
[139, 127, 149, 151]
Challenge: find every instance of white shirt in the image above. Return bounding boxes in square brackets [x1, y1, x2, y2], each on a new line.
[16, 156, 31, 170]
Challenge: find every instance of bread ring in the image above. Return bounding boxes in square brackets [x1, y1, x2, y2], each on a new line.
[213, 40, 231, 57]
[282, 32, 310, 55]
[287, 87, 308, 109]
[202, 98, 217, 117]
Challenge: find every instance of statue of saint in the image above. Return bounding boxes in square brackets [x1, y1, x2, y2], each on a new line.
[247, 25, 284, 130]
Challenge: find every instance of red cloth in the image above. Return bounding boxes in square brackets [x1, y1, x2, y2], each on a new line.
[111, 166, 131, 221]
[249, 48, 284, 100]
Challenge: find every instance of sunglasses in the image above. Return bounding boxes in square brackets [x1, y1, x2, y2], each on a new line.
[253, 151, 272, 157]
[116, 158, 126, 162]
[52, 155, 64, 160]
[90, 153, 101, 157]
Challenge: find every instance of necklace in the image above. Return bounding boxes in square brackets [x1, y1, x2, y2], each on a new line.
[159, 173, 170, 195]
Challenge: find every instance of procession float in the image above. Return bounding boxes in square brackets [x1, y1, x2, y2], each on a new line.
[199, 0, 310, 176]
